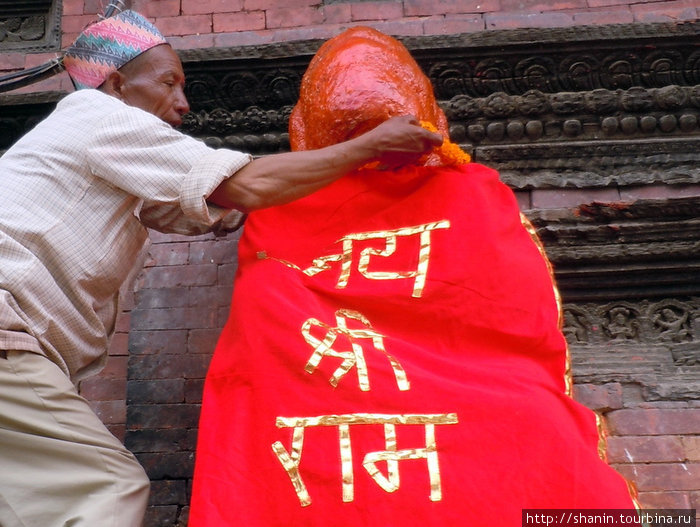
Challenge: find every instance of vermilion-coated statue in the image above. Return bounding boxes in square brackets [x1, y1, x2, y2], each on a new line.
[190, 27, 638, 527]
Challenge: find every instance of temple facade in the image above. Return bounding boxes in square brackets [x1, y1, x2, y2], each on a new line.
[0, 2, 698, 525]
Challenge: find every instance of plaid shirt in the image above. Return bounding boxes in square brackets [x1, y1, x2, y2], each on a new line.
[0, 89, 250, 381]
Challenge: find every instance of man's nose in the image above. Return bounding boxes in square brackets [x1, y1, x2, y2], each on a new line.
[175, 87, 190, 115]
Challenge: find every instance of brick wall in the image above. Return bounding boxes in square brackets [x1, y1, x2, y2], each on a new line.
[1, 1, 698, 525]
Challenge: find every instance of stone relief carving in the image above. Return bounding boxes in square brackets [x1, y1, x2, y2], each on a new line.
[175, 23, 700, 190]
[179, 83, 700, 168]
[564, 299, 699, 401]
[0, 16, 46, 42]
[563, 299, 697, 350]
[0, 0, 61, 52]
[425, 48, 700, 99]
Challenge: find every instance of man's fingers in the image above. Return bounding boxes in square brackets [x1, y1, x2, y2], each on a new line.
[424, 130, 443, 147]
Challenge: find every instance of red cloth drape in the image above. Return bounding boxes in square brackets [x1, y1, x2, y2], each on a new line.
[190, 163, 635, 526]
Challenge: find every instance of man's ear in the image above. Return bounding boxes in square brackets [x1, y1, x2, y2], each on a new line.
[99, 71, 126, 99]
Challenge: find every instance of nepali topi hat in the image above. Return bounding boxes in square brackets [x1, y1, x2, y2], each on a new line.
[63, 10, 167, 90]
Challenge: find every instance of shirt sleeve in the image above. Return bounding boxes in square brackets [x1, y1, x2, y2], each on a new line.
[85, 104, 251, 233]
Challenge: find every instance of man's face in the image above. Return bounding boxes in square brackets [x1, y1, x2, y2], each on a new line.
[115, 44, 190, 127]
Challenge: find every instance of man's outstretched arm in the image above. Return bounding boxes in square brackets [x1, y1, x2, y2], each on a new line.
[207, 115, 443, 212]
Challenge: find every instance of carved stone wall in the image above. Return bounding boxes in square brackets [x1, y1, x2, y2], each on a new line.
[178, 21, 700, 198]
[0, 0, 61, 52]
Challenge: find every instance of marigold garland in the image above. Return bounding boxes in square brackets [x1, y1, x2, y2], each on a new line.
[360, 120, 471, 170]
[419, 120, 471, 166]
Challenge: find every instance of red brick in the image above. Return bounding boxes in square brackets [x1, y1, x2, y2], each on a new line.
[217, 304, 231, 327]
[573, 383, 624, 412]
[633, 8, 698, 22]
[129, 353, 212, 380]
[423, 14, 485, 34]
[587, 0, 655, 6]
[148, 243, 190, 266]
[11, 78, 62, 96]
[155, 15, 213, 37]
[690, 491, 700, 510]
[149, 230, 201, 244]
[135, 287, 190, 309]
[136, 451, 195, 479]
[683, 436, 700, 461]
[244, 0, 318, 9]
[62, 0, 85, 16]
[107, 424, 126, 442]
[131, 0, 181, 18]
[405, 0, 501, 16]
[572, 9, 634, 25]
[61, 14, 101, 33]
[485, 11, 575, 29]
[637, 491, 692, 510]
[115, 312, 131, 333]
[643, 0, 700, 6]
[11, 72, 65, 95]
[138, 263, 218, 289]
[187, 328, 221, 354]
[128, 379, 185, 404]
[531, 188, 620, 209]
[499, 0, 587, 9]
[513, 190, 531, 211]
[80, 377, 127, 401]
[58, 75, 76, 93]
[108, 332, 130, 356]
[183, 0, 244, 15]
[128, 403, 201, 430]
[89, 399, 127, 425]
[129, 329, 188, 355]
[168, 33, 217, 49]
[322, 4, 352, 24]
[266, 6, 325, 29]
[130, 306, 218, 331]
[185, 378, 206, 403]
[189, 285, 232, 309]
[214, 29, 275, 47]
[62, 32, 80, 47]
[23, 53, 61, 68]
[0, 54, 27, 72]
[606, 435, 685, 464]
[630, 2, 698, 21]
[268, 25, 343, 42]
[369, 19, 426, 37]
[82, 0, 106, 16]
[607, 409, 700, 435]
[351, 1, 404, 22]
[98, 355, 128, 380]
[189, 238, 239, 265]
[214, 11, 266, 32]
[613, 462, 700, 492]
[120, 291, 136, 311]
[217, 262, 238, 284]
[620, 184, 700, 201]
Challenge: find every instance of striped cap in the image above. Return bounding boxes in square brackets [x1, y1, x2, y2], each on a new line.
[63, 10, 167, 90]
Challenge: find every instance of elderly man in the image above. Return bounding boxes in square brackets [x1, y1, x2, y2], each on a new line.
[0, 10, 441, 527]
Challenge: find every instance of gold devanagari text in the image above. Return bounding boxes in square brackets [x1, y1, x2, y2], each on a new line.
[271, 413, 458, 507]
[259, 220, 450, 298]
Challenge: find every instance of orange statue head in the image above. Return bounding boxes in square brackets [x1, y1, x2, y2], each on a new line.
[289, 27, 449, 156]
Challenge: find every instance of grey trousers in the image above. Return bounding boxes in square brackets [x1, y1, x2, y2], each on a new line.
[0, 350, 150, 527]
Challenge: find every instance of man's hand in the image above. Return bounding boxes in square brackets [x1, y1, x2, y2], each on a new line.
[208, 115, 444, 212]
[361, 115, 444, 169]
